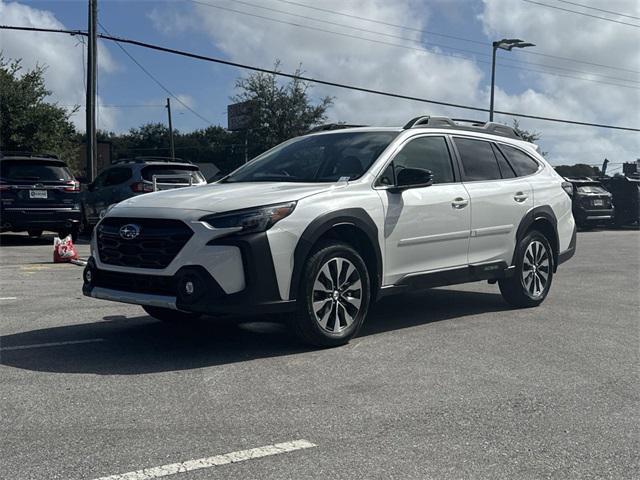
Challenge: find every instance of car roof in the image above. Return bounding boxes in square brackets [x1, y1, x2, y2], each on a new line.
[0, 156, 67, 164]
[306, 126, 538, 152]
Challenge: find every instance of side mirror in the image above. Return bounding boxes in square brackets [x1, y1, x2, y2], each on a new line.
[390, 168, 433, 192]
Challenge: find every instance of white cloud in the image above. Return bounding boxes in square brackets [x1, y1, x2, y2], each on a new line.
[480, 0, 640, 165]
[0, 0, 119, 131]
[149, 0, 639, 165]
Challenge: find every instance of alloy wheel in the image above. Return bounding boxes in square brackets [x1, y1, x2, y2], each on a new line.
[312, 257, 362, 333]
[522, 240, 551, 298]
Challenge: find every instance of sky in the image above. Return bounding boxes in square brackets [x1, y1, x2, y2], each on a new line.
[1, 0, 638, 170]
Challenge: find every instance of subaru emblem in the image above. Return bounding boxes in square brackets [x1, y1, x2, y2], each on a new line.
[119, 224, 141, 240]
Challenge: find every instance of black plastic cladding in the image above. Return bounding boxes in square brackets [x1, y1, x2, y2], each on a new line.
[289, 208, 382, 302]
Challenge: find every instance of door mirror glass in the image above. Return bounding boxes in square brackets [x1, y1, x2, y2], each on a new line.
[393, 167, 433, 191]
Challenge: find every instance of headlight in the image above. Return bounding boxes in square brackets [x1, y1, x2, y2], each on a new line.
[200, 202, 296, 234]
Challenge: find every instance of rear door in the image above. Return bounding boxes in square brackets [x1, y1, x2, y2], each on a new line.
[452, 136, 533, 265]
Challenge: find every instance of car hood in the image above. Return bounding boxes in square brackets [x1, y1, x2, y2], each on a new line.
[112, 181, 340, 213]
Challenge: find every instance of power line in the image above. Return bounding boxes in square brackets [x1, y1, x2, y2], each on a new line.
[97, 21, 214, 125]
[552, 0, 640, 20]
[521, 0, 640, 27]
[188, 1, 640, 89]
[269, 0, 640, 74]
[1, 24, 638, 132]
[60, 104, 166, 108]
[191, 0, 639, 85]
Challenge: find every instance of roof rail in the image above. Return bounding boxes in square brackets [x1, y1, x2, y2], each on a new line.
[112, 156, 190, 165]
[308, 123, 367, 133]
[403, 116, 523, 140]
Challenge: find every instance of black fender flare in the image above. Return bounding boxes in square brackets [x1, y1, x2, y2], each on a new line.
[289, 208, 382, 301]
[512, 206, 559, 269]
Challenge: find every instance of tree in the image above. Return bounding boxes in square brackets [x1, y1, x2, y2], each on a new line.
[554, 164, 601, 178]
[0, 57, 80, 170]
[232, 61, 333, 156]
[511, 119, 548, 157]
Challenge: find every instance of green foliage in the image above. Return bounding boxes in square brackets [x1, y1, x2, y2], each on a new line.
[0, 57, 80, 171]
[232, 61, 333, 156]
[554, 164, 602, 178]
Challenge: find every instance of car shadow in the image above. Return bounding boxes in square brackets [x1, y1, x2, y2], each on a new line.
[0, 288, 510, 375]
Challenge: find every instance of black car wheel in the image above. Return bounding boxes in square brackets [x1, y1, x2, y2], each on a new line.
[499, 230, 554, 308]
[291, 241, 370, 347]
[27, 229, 43, 238]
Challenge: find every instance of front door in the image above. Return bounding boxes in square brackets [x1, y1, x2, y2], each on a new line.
[376, 135, 471, 285]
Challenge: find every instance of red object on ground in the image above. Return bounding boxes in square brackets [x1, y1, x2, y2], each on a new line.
[53, 235, 79, 263]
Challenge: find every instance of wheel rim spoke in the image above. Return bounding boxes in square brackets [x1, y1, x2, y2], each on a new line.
[312, 256, 362, 333]
[522, 240, 549, 298]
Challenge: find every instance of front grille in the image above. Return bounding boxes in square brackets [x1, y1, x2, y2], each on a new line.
[93, 269, 175, 296]
[97, 217, 193, 269]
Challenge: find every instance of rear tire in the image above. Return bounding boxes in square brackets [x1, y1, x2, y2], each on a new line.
[499, 230, 554, 308]
[290, 241, 370, 347]
[27, 229, 43, 238]
[142, 305, 202, 323]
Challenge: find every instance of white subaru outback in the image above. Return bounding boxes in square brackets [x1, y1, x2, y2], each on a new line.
[83, 116, 576, 347]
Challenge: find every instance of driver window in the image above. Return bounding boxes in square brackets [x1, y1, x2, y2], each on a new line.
[392, 136, 454, 185]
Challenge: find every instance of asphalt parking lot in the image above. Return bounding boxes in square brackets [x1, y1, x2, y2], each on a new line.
[0, 229, 638, 480]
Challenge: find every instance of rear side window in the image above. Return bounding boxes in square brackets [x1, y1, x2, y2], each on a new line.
[0, 160, 72, 181]
[491, 144, 516, 179]
[104, 167, 132, 186]
[142, 166, 205, 184]
[499, 144, 540, 176]
[453, 137, 501, 181]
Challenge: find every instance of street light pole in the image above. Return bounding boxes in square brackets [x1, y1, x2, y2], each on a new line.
[490, 44, 498, 122]
[489, 38, 535, 122]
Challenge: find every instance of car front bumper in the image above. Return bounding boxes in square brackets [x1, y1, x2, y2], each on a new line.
[83, 230, 297, 316]
[1, 207, 81, 232]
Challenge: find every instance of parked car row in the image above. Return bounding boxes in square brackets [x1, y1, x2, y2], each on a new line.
[564, 176, 639, 229]
[2, 151, 638, 241]
[1, 154, 206, 239]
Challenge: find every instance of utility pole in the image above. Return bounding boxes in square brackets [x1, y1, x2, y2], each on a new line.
[85, 0, 97, 180]
[166, 98, 175, 160]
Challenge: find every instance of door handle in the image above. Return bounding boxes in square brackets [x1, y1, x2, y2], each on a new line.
[451, 197, 469, 209]
[514, 191, 528, 203]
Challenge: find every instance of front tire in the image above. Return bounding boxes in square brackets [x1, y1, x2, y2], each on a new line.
[143, 305, 202, 323]
[499, 230, 554, 308]
[291, 241, 370, 347]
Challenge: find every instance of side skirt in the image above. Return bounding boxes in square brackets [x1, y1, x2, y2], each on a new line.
[378, 261, 513, 299]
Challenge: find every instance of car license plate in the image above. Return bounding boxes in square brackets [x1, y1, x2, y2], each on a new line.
[29, 190, 47, 199]
[593, 199, 604, 206]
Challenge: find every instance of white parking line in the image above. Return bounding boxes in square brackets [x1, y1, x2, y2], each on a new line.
[0, 338, 105, 352]
[0, 297, 17, 301]
[90, 439, 317, 480]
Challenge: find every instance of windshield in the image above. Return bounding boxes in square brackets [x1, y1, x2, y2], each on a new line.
[224, 131, 399, 183]
[577, 185, 608, 194]
[0, 160, 72, 182]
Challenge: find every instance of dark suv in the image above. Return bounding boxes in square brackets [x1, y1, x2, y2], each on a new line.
[0, 154, 81, 238]
[565, 178, 614, 228]
[81, 158, 206, 230]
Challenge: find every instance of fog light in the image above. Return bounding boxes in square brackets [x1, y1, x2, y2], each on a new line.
[184, 280, 195, 295]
